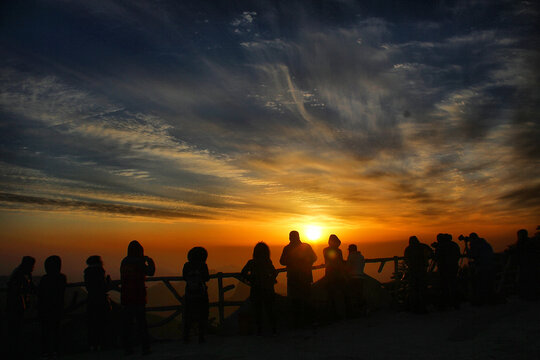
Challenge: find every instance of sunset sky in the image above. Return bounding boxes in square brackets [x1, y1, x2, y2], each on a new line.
[1, 1, 538, 278]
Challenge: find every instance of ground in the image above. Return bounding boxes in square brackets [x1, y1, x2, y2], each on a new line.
[63, 296, 540, 360]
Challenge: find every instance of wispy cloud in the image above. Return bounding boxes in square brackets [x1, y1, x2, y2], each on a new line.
[0, 0, 538, 226]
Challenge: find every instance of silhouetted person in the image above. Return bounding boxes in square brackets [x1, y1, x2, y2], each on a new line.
[515, 229, 540, 300]
[241, 242, 278, 335]
[467, 233, 496, 305]
[346, 244, 365, 314]
[323, 234, 347, 319]
[84, 255, 112, 351]
[121, 240, 155, 356]
[280, 230, 317, 326]
[38, 255, 67, 357]
[404, 236, 432, 313]
[182, 247, 210, 343]
[6, 256, 35, 358]
[433, 233, 461, 309]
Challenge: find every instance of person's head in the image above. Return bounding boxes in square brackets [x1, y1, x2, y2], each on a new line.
[44, 255, 62, 275]
[517, 229, 528, 242]
[253, 242, 271, 262]
[20, 256, 36, 274]
[328, 234, 341, 248]
[469, 232, 479, 240]
[188, 246, 208, 263]
[436, 233, 445, 243]
[289, 230, 300, 244]
[409, 236, 419, 245]
[127, 240, 144, 258]
[348, 244, 358, 253]
[445, 233, 453, 241]
[86, 255, 103, 266]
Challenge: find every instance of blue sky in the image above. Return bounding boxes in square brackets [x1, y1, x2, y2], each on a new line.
[0, 0, 539, 229]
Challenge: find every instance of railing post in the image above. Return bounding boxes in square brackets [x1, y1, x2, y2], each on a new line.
[217, 272, 224, 325]
[393, 256, 399, 277]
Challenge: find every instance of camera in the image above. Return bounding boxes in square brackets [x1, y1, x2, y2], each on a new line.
[458, 234, 469, 242]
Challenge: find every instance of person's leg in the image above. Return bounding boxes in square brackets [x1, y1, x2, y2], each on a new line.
[183, 301, 192, 343]
[7, 311, 23, 358]
[135, 305, 150, 354]
[122, 306, 134, 354]
[41, 319, 50, 356]
[198, 299, 209, 342]
[87, 306, 98, 349]
[287, 282, 301, 327]
[265, 293, 277, 334]
[52, 316, 62, 355]
[251, 294, 263, 335]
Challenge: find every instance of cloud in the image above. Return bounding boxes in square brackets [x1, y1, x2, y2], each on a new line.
[0, 0, 538, 226]
[0, 192, 210, 220]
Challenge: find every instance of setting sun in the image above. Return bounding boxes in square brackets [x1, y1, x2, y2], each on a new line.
[304, 225, 323, 241]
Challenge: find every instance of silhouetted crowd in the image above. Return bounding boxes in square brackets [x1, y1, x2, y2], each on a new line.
[3, 227, 539, 358]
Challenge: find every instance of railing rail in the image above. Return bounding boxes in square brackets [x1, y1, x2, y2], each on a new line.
[0, 256, 407, 328]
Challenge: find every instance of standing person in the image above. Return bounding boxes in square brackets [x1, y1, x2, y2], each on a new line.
[38, 255, 67, 357]
[84, 255, 112, 351]
[467, 233, 496, 305]
[434, 233, 461, 310]
[404, 236, 433, 313]
[241, 242, 278, 335]
[323, 234, 346, 320]
[346, 244, 366, 315]
[279, 230, 317, 327]
[6, 256, 36, 358]
[515, 229, 540, 300]
[182, 247, 210, 343]
[120, 240, 155, 356]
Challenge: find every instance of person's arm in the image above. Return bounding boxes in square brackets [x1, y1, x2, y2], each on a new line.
[182, 263, 188, 279]
[404, 248, 411, 266]
[279, 247, 288, 266]
[202, 264, 210, 282]
[311, 246, 318, 264]
[270, 261, 278, 281]
[144, 256, 156, 276]
[241, 260, 252, 284]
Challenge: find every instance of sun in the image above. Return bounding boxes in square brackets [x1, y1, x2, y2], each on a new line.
[304, 225, 323, 241]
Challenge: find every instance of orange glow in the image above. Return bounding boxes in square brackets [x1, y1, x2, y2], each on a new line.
[0, 208, 537, 282]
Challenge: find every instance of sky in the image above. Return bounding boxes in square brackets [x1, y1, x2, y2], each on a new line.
[0, 0, 539, 278]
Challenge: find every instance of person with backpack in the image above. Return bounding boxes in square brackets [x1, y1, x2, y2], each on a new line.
[38, 255, 67, 357]
[182, 247, 210, 343]
[241, 242, 278, 335]
[120, 240, 155, 356]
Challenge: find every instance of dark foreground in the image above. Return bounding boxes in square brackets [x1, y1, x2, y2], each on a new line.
[62, 296, 540, 360]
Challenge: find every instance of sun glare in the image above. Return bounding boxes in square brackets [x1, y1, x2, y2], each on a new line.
[304, 225, 323, 241]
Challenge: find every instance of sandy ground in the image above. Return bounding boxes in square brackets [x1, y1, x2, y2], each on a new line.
[64, 296, 540, 360]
